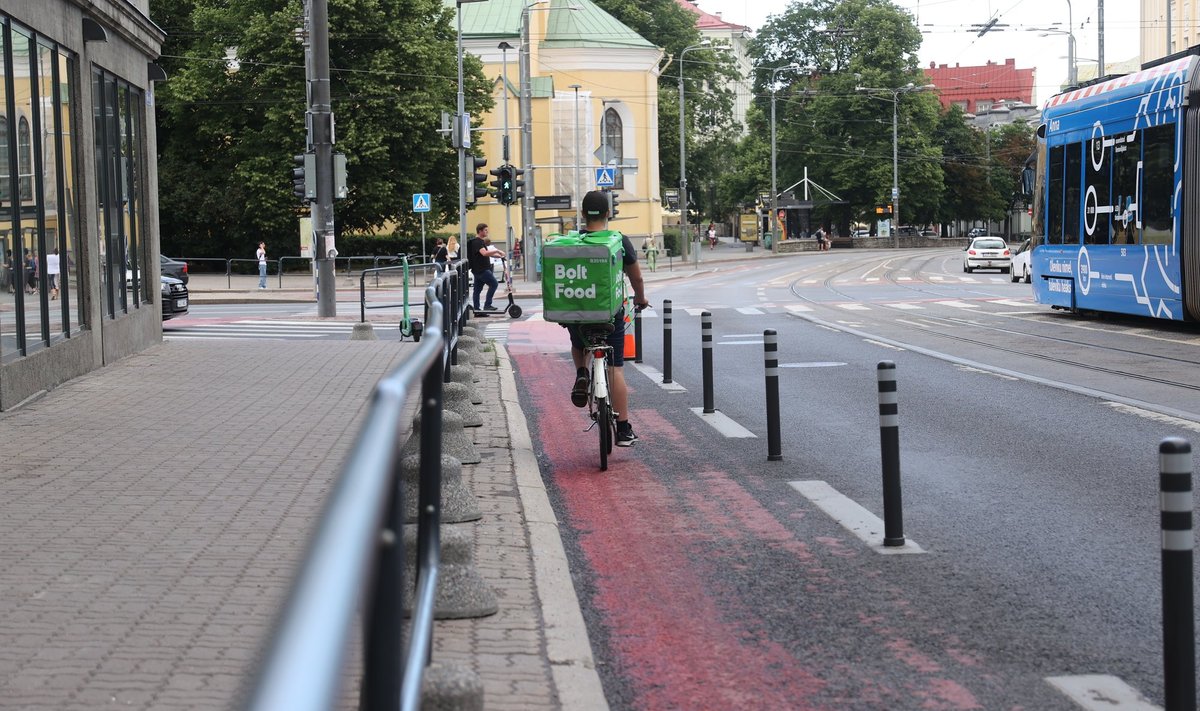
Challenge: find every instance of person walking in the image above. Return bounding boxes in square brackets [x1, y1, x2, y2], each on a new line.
[46, 248, 60, 299]
[565, 190, 648, 446]
[433, 238, 449, 269]
[467, 224, 504, 311]
[256, 242, 268, 289]
[446, 235, 459, 261]
[707, 223, 717, 250]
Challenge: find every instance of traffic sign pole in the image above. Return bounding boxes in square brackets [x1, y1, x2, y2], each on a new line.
[421, 213, 427, 263]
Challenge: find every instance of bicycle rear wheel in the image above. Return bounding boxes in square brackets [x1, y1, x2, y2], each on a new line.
[597, 397, 612, 470]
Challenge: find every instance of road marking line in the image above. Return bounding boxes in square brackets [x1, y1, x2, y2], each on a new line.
[779, 362, 845, 368]
[684, 308, 707, 316]
[689, 408, 757, 438]
[864, 277, 880, 282]
[784, 304, 813, 313]
[896, 276, 913, 281]
[802, 279, 817, 284]
[885, 303, 924, 310]
[864, 339, 905, 351]
[989, 299, 1031, 307]
[788, 481, 925, 555]
[1104, 402, 1200, 432]
[935, 300, 980, 309]
[723, 333, 762, 338]
[630, 363, 687, 392]
[1045, 675, 1159, 710]
[838, 304, 871, 311]
[721, 340, 764, 345]
[736, 307, 764, 315]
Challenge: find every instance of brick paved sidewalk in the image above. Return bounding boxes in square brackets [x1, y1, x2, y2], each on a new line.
[0, 337, 601, 709]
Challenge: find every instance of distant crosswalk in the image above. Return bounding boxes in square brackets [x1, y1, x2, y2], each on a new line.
[164, 319, 371, 341]
[630, 298, 1036, 318]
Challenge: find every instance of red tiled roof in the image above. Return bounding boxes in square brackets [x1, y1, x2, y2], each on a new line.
[674, 0, 748, 31]
[924, 58, 1035, 113]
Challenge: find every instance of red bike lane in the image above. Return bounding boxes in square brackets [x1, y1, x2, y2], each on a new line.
[507, 318, 993, 711]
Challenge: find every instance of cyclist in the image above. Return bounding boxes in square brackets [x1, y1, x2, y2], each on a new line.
[568, 190, 649, 446]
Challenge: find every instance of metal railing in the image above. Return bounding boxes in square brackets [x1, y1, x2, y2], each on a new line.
[177, 254, 434, 290]
[358, 258, 439, 323]
[245, 260, 471, 711]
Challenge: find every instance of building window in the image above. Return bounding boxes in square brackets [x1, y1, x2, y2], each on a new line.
[0, 16, 82, 362]
[16, 115, 29, 199]
[93, 68, 147, 318]
[602, 107, 624, 189]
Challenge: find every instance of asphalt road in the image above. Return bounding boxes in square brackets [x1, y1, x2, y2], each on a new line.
[510, 248, 1200, 710]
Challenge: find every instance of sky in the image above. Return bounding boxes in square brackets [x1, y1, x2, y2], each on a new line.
[695, 0, 1142, 105]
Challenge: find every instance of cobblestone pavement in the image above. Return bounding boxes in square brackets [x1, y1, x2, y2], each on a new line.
[0, 336, 600, 709]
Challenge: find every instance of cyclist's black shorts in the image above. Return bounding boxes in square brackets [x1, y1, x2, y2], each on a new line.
[566, 308, 625, 367]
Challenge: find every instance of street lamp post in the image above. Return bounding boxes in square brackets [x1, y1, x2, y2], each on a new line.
[499, 41, 514, 254]
[856, 82, 935, 248]
[769, 64, 801, 254]
[678, 41, 710, 266]
[570, 84, 582, 230]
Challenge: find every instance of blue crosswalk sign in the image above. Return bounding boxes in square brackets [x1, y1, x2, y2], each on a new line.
[594, 167, 615, 187]
[412, 193, 431, 212]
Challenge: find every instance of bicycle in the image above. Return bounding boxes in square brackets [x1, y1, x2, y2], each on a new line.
[577, 322, 619, 471]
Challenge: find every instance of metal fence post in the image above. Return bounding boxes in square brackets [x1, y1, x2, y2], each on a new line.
[1160, 437, 1195, 711]
[662, 299, 673, 384]
[764, 329, 781, 461]
[877, 361, 904, 547]
[702, 311, 714, 414]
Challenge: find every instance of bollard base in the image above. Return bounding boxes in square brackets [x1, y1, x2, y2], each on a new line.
[350, 322, 378, 341]
[768, 455, 783, 462]
[882, 537, 906, 547]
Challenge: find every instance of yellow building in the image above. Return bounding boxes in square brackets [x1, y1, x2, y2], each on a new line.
[451, 0, 665, 257]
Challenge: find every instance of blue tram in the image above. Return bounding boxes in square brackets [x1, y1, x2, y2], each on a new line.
[1032, 54, 1200, 320]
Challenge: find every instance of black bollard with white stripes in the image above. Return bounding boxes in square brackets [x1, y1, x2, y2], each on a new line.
[877, 361, 905, 547]
[634, 307, 643, 363]
[702, 311, 714, 414]
[764, 330, 782, 461]
[1160, 437, 1195, 711]
[662, 300, 673, 384]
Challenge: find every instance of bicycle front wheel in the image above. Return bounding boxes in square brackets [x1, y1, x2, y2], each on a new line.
[597, 396, 613, 470]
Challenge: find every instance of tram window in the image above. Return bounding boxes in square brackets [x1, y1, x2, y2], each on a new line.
[1048, 145, 1064, 244]
[1111, 131, 1139, 244]
[1142, 123, 1175, 245]
[1084, 136, 1109, 244]
[1065, 143, 1082, 244]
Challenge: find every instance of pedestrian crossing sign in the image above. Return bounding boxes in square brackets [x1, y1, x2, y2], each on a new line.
[594, 167, 615, 187]
[412, 193, 431, 212]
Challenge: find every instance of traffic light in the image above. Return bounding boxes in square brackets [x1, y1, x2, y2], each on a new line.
[605, 189, 620, 217]
[491, 164, 514, 204]
[510, 165, 525, 203]
[292, 153, 315, 203]
[465, 154, 488, 206]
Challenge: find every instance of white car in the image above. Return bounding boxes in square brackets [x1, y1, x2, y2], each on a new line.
[963, 236, 1011, 273]
[1010, 238, 1032, 283]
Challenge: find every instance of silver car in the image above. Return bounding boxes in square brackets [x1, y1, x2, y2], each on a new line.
[963, 237, 1011, 274]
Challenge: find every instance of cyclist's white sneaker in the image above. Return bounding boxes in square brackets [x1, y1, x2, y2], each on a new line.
[616, 422, 638, 447]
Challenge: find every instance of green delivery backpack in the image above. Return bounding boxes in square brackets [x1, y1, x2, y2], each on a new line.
[541, 230, 625, 323]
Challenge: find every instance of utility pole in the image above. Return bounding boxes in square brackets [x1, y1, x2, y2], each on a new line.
[310, 0, 336, 316]
[499, 42, 513, 256]
[1097, 0, 1104, 76]
[519, 7, 535, 280]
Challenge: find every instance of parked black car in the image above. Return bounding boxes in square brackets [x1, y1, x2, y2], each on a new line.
[161, 254, 188, 284]
[161, 275, 189, 320]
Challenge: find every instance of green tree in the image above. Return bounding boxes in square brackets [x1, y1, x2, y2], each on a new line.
[748, 0, 943, 227]
[933, 105, 997, 225]
[152, 0, 491, 258]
